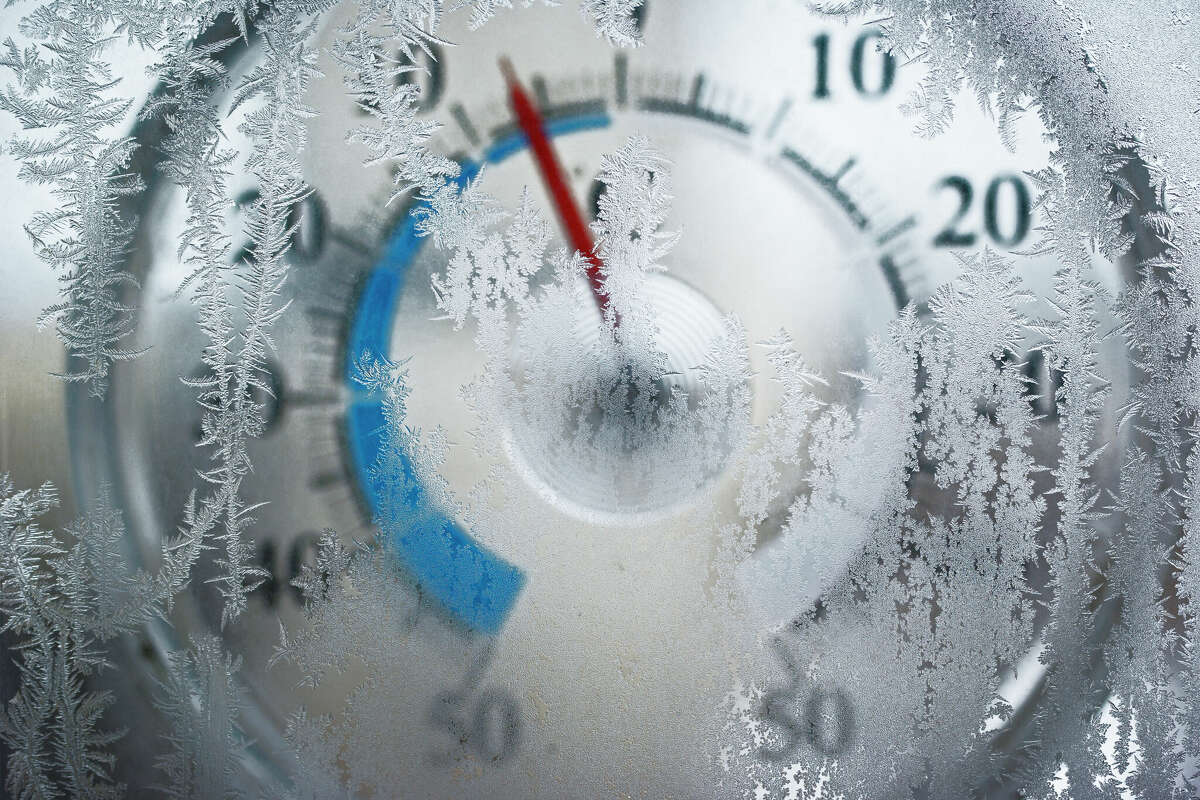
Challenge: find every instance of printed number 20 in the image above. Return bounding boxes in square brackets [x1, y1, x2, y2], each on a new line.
[934, 174, 1032, 249]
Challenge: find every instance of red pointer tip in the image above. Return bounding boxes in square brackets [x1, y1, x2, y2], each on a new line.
[500, 57, 611, 320]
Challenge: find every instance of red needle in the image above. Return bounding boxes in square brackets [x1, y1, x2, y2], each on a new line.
[500, 57, 611, 319]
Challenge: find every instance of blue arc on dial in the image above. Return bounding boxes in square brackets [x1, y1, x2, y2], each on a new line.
[345, 112, 612, 633]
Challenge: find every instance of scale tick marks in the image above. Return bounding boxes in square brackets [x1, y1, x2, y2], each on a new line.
[450, 103, 481, 147]
[765, 97, 793, 140]
[876, 216, 917, 247]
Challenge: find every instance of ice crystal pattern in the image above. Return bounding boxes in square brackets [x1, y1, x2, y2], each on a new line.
[0, 480, 205, 798]
[0, 1, 1199, 799]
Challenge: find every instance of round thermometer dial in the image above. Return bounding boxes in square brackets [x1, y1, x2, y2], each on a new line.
[79, 1, 1133, 796]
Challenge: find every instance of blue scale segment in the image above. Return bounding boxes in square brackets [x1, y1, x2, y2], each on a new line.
[344, 113, 611, 633]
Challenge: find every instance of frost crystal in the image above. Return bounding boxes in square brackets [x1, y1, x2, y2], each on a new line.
[0, 480, 204, 798]
[579, 0, 643, 47]
[153, 635, 246, 799]
[0, 17, 152, 397]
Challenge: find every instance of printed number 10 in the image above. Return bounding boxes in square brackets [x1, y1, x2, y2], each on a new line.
[813, 30, 896, 99]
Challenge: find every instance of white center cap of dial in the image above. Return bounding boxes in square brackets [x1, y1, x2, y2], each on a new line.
[503, 271, 740, 522]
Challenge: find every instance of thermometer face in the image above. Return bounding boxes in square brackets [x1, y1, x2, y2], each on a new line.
[78, 0, 1132, 796]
